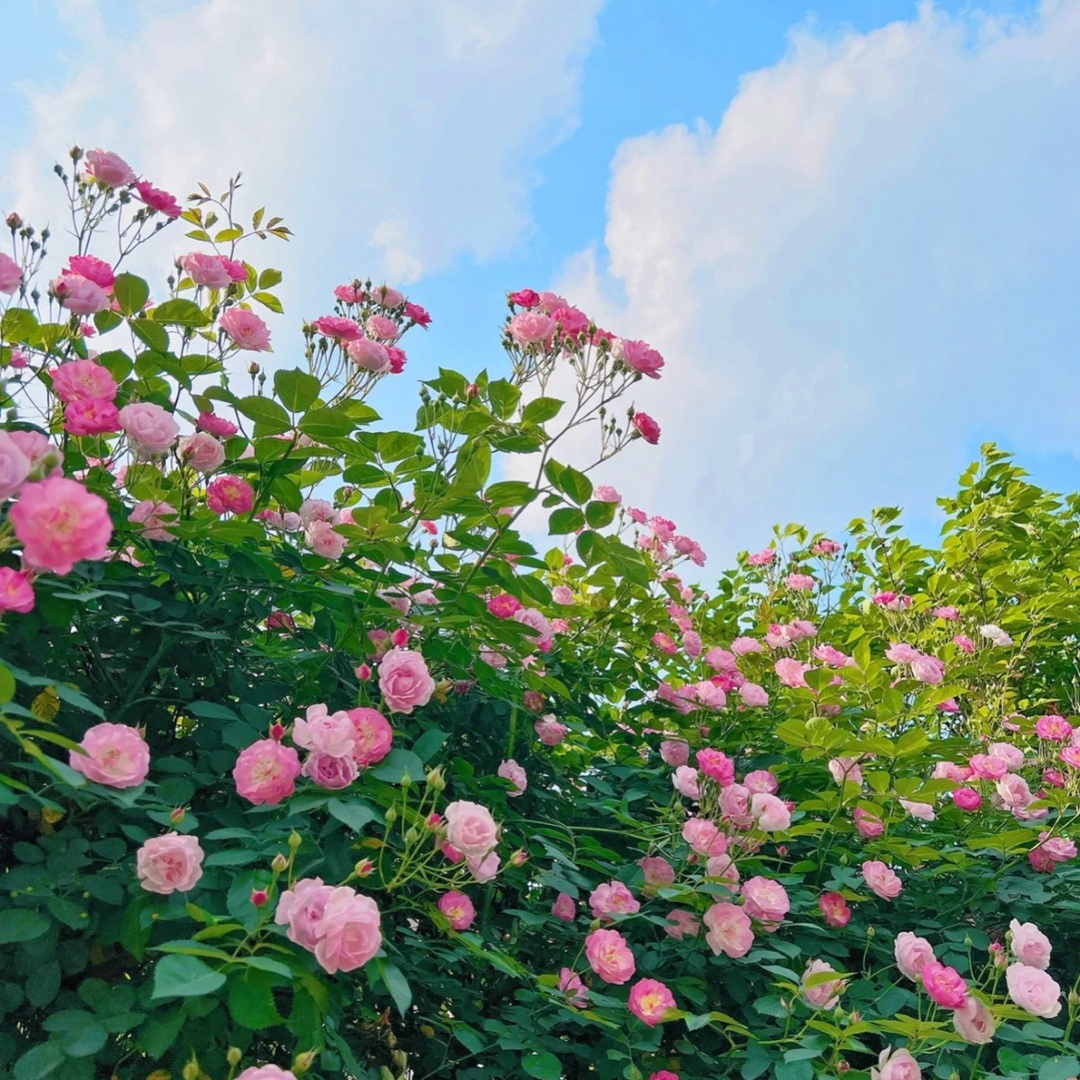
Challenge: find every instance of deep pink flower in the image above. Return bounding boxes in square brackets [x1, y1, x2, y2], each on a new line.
[134, 180, 182, 218]
[509, 289, 539, 307]
[0, 568, 35, 614]
[585, 928, 636, 984]
[628, 978, 676, 1026]
[207, 475, 254, 515]
[696, 748, 735, 786]
[616, 338, 665, 379]
[631, 411, 661, 444]
[921, 961, 968, 1010]
[819, 891, 851, 928]
[438, 891, 475, 930]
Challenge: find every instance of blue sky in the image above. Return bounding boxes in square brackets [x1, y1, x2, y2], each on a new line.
[2, 0, 1077, 568]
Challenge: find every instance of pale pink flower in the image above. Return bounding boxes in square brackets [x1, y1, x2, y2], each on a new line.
[348, 708, 393, 767]
[894, 932, 935, 980]
[703, 901, 754, 957]
[819, 892, 851, 928]
[313, 887, 382, 974]
[534, 714, 568, 745]
[899, 799, 935, 822]
[7, 431, 61, 479]
[660, 740, 689, 766]
[177, 432, 225, 473]
[828, 758, 863, 788]
[980, 624, 1013, 647]
[275, 877, 334, 949]
[589, 881, 640, 920]
[739, 683, 769, 707]
[551, 892, 576, 922]
[638, 856, 675, 891]
[672, 766, 700, 800]
[911, 654, 945, 685]
[861, 860, 902, 900]
[84, 149, 136, 187]
[370, 285, 404, 307]
[801, 959, 846, 1009]
[378, 648, 435, 714]
[365, 314, 399, 341]
[220, 307, 272, 351]
[0, 252, 22, 294]
[119, 402, 179, 455]
[953, 997, 995, 1044]
[346, 337, 391, 372]
[682, 630, 703, 658]
[0, 432, 30, 500]
[885, 642, 921, 664]
[136, 834, 205, 894]
[305, 521, 346, 559]
[551, 585, 574, 605]
[52, 272, 110, 314]
[12, 477, 112, 574]
[233, 739, 302, 804]
[987, 742, 1025, 769]
[665, 909, 700, 940]
[292, 704, 355, 757]
[585, 928, 636, 984]
[751, 792, 791, 831]
[719, 783, 753, 827]
[313, 314, 362, 341]
[443, 800, 498, 859]
[438, 891, 475, 930]
[1006, 964, 1061, 1017]
[742, 876, 790, 926]
[130, 500, 178, 541]
[509, 311, 556, 345]
[683, 817, 727, 857]
[731, 636, 764, 655]
[746, 548, 776, 567]
[628, 978, 676, 1026]
[744, 770, 779, 795]
[775, 657, 809, 688]
[871, 1047, 922, 1080]
[969, 754, 1009, 780]
[854, 807, 884, 839]
[593, 484, 621, 503]
[1035, 715, 1073, 741]
[181, 252, 233, 289]
[1009, 919, 1051, 969]
[786, 572, 815, 591]
[497, 758, 528, 797]
[70, 722, 150, 788]
[302, 751, 359, 789]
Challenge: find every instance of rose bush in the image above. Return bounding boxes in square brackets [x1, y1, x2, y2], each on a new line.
[1, 147, 1080, 1080]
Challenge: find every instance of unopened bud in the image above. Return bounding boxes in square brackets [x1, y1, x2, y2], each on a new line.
[1069, 989, 1080, 1006]
[250, 888, 269, 907]
[70, 145, 83, 162]
[293, 1050, 317, 1074]
[405, 827, 420, 844]
[391, 627, 409, 648]
[420, 1024, 435, 1038]
[6, 212, 22, 230]
[510, 849, 528, 868]
[226, 1047, 243, 1066]
[354, 859, 374, 878]
[866, 925, 875, 939]
[385, 806, 397, 824]
[271, 852, 289, 873]
[182, 1060, 200, 1080]
[392, 1050, 408, 1074]
[426, 767, 446, 791]
[466, 383, 479, 398]
[401, 771, 412, 789]
[288, 830, 303, 850]
[269, 721, 286, 741]
[838, 1062, 850, 1073]
[356, 663, 372, 682]
[248, 362, 260, 375]
[169, 806, 186, 825]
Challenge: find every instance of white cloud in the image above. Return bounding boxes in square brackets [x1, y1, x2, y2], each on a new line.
[556, 0, 1080, 565]
[1, 0, 603, 285]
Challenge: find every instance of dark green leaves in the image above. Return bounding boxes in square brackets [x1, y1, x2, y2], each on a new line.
[274, 367, 321, 413]
[112, 273, 150, 316]
[298, 407, 355, 440]
[152, 298, 212, 327]
[236, 394, 292, 435]
[151, 955, 226, 999]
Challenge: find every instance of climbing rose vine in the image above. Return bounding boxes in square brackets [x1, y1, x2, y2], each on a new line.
[2, 146, 1080, 1080]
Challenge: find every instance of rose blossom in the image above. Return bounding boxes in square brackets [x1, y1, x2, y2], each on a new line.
[589, 881, 641, 920]
[0, 432, 30, 500]
[84, 148, 136, 187]
[616, 338, 665, 379]
[136, 834, 205, 894]
[0, 568, 35, 614]
[638, 856, 675, 891]
[1036, 715, 1073, 741]
[1009, 919, 1051, 969]
[741, 876, 790, 927]
[64, 397, 121, 436]
[819, 892, 851, 928]
[854, 807, 884, 839]
[443, 800, 498, 859]
[134, 180, 182, 217]
[672, 765, 700, 799]
[378, 647, 435, 713]
[207, 475, 254, 515]
[980, 624, 1013, 647]
[347, 337, 391, 372]
[951, 787, 982, 811]
[911, 654, 945, 685]
[237, 1068, 296, 1080]
[181, 252, 233, 289]
[497, 758, 527, 797]
[953, 997, 995, 1044]
[683, 817, 727, 857]
[894, 932, 935, 980]
[920, 961, 968, 1009]
[275, 877, 334, 948]
[302, 751, 359, 789]
[130, 500, 179, 541]
[50, 358, 118, 403]
[719, 783, 753, 827]
[969, 754, 1009, 780]
[12, 477, 112, 575]
[751, 792, 791, 831]
[69, 722, 150, 788]
[312, 887, 382, 974]
[861, 860, 902, 900]
[696, 748, 735, 785]
[508, 311, 556, 345]
[348, 707, 393, 766]
[1005, 963, 1061, 1018]
[438, 891, 475, 930]
[631, 411, 661, 444]
[8, 431, 61, 479]
[628, 978, 676, 1026]
[801, 959, 846, 1009]
[0, 252, 22, 294]
[197, 411, 239, 437]
[703, 901, 754, 958]
[744, 770, 779, 795]
[220, 307, 272, 351]
[871, 1048, 922, 1080]
[233, 739, 302, 804]
[292, 703, 356, 757]
[52, 272, 110, 314]
[665, 909, 701, 941]
[551, 892, 576, 922]
[535, 715, 568, 745]
[119, 402, 179, 455]
[584, 928, 636, 984]
[177, 432, 226, 474]
[660, 739, 689, 766]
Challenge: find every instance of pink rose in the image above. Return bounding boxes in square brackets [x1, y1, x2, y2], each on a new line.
[207, 475, 254, 515]
[631, 411, 661, 444]
[508, 311, 556, 345]
[134, 180, 182, 218]
[443, 800, 498, 859]
[130, 500, 179, 541]
[682, 630, 703, 658]
[911, 654, 945, 685]
[558, 967, 588, 1008]
[276, 877, 335, 948]
[861, 860, 902, 900]
[8, 431, 62, 479]
[819, 892, 851, 928]
[136, 833, 204, 894]
[84, 149, 136, 187]
[0, 252, 24, 293]
[696, 748, 735, 786]
[885, 642, 921, 664]
[220, 307, 272, 351]
[1035, 715, 1073, 740]
[751, 792, 791, 831]
[237, 1068, 297, 1080]
[920, 961, 968, 1009]
[900, 799, 935, 821]
[775, 657, 810, 689]
[786, 572, 815, 591]
[703, 901, 754, 958]
[871, 1047, 922, 1080]
[638, 856, 675, 891]
[370, 285, 404, 307]
[720, 783, 753, 827]
[584, 928, 636, 984]
[438, 891, 476, 930]
[741, 876, 790, 927]
[683, 817, 727, 857]
[534, 715, 568, 745]
[0, 432, 30, 500]
[551, 892, 576, 922]
[177, 432, 226, 474]
[616, 338, 665, 379]
[348, 707, 393, 767]
[731, 635, 764, 654]
[980, 624, 1013, 647]
[305, 520, 346, 559]
[951, 787, 982, 811]
[312, 887, 382, 974]
[12, 477, 112, 575]
[181, 252, 233, 289]
[119, 402, 179, 455]
[404, 302, 431, 327]
[665, 909, 701, 940]
[365, 314, 399, 341]
[628, 978, 676, 1026]
[233, 739, 302, 804]
[509, 288, 539, 307]
[346, 337, 391, 372]
[969, 754, 1009, 780]
[197, 411, 239, 437]
[69, 722, 150, 788]
[746, 548, 776, 567]
[487, 593, 521, 619]
[660, 740, 689, 766]
[738, 682, 769, 708]
[292, 704, 355, 757]
[302, 751, 359, 789]
[64, 397, 122, 436]
[52, 273, 110, 314]
[744, 770, 779, 795]
[498, 758, 528, 797]
[593, 484, 621, 503]
[378, 647, 435, 714]
[0, 568, 35, 613]
[1009, 919, 1051, 969]
[854, 807, 884, 838]
[672, 765, 700, 800]
[50, 359, 118, 403]
[953, 997, 995, 1044]
[589, 881, 640, 920]
[1005, 963, 1061, 1017]
[551, 585, 574, 605]
[894, 932, 935, 980]
[801, 959, 846, 1009]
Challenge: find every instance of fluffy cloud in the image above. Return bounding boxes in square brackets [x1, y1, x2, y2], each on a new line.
[557, 1, 1080, 562]
[1, 0, 603, 285]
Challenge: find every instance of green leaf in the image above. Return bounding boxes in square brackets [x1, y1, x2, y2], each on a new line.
[411, 728, 448, 764]
[13, 1042, 65, 1080]
[298, 407, 355, 440]
[253, 291, 283, 313]
[521, 396, 564, 424]
[576, 530, 602, 566]
[450, 441, 491, 495]
[274, 367, 320, 413]
[549, 507, 585, 535]
[1040, 1057, 1080, 1080]
[522, 1051, 561, 1080]
[227, 970, 284, 1030]
[151, 953, 226, 999]
[488, 379, 521, 419]
[585, 499, 617, 529]
[2, 307, 39, 342]
[558, 464, 592, 504]
[0, 910, 50, 944]
[236, 394, 292, 435]
[377, 959, 412, 1018]
[0, 663, 14, 704]
[152, 298, 211, 327]
[259, 268, 283, 289]
[327, 798, 376, 833]
[214, 226, 244, 243]
[370, 749, 424, 785]
[93, 309, 123, 334]
[112, 272, 150, 315]
[130, 318, 170, 352]
[484, 481, 536, 507]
